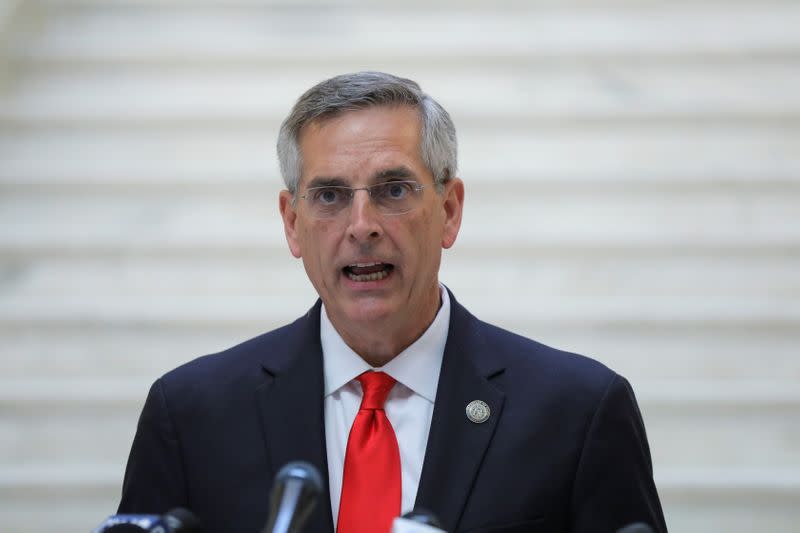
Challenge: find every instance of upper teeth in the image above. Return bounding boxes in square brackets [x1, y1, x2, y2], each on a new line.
[350, 262, 381, 267]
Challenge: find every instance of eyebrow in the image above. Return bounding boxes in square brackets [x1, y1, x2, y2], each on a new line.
[374, 166, 414, 182]
[306, 176, 349, 188]
[305, 167, 415, 189]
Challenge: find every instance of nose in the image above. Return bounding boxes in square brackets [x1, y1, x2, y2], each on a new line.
[346, 189, 382, 242]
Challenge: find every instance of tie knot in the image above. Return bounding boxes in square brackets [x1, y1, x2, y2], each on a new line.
[357, 371, 396, 410]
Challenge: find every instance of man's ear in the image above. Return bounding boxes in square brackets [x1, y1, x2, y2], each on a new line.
[279, 190, 302, 258]
[441, 177, 464, 249]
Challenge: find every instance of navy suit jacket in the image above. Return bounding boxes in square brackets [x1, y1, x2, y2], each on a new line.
[118, 292, 667, 533]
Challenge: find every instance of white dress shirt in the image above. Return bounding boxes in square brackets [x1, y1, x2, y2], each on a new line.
[322, 286, 450, 528]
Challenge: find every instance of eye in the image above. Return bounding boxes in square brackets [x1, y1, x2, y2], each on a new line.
[382, 181, 413, 200]
[312, 187, 343, 205]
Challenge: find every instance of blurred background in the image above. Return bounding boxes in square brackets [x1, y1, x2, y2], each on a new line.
[0, 0, 798, 531]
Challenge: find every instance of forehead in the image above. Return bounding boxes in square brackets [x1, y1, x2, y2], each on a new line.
[303, 104, 422, 141]
[298, 105, 426, 184]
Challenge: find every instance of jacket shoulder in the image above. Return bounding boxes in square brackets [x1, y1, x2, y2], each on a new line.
[157, 302, 321, 401]
[469, 315, 619, 399]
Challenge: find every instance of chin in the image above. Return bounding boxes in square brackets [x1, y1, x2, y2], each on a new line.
[340, 297, 396, 324]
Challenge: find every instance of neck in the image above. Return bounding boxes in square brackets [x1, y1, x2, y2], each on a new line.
[328, 288, 442, 367]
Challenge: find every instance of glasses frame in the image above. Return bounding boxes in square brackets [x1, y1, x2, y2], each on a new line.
[298, 180, 427, 218]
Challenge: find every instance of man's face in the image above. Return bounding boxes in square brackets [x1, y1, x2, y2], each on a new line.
[279, 105, 464, 341]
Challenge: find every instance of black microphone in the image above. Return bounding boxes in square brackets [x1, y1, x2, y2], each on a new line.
[391, 509, 447, 533]
[92, 508, 202, 532]
[261, 461, 324, 533]
[616, 523, 654, 533]
[400, 509, 444, 529]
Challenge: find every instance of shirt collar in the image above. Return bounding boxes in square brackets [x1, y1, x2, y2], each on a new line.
[321, 285, 450, 403]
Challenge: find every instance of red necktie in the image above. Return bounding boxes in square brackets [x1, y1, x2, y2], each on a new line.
[337, 371, 401, 533]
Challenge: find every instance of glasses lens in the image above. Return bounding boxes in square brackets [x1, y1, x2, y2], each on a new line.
[371, 181, 421, 214]
[302, 181, 423, 218]
[307, 186, 350, 218]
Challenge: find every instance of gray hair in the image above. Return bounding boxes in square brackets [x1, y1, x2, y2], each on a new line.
[277, 71, 457, 194]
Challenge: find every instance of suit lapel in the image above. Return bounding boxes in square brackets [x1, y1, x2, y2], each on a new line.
[415, 294, 506, 532]
[254, 301, 335, 533]
[252, 295, 504, 532]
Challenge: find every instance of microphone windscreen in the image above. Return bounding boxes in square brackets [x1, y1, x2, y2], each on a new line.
[391, 517, 447, 533]
[164, 508, 203, 532]
[276, 461, 323, 493]
[617, 523, 654, 533]
[400, 509, 444, 529]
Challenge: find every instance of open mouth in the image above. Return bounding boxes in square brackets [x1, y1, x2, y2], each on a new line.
[343, 262, 394, 282]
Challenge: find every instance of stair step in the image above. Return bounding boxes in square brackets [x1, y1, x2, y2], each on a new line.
[660, 469, 800, 533]
[0, 254, 798, 327]
[2, 463, 798, 491]
[2, 321, 798, 383]
[32, 0, 758, 8]
[2, 125, 798, 186]
[13, 4, 800, 63]
[3, 61, 800, 122]
[1, 184, 798, 256]
[4, 378, 797, 406]
[1, 378, 798, 467]
[1, 464, 798, 533]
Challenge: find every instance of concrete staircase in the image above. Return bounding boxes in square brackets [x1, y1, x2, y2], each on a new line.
[1, 1, 798, 531]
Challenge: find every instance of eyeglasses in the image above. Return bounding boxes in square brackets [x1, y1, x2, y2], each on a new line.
[298, 180, 426, 219]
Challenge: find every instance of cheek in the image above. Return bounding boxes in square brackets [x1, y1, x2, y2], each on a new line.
[420, 205, 443, 238]
[305, 222, 339, 265]
[407, 210, 442, 258]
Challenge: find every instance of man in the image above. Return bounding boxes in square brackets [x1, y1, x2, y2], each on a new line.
[118, 72, 667, 533]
